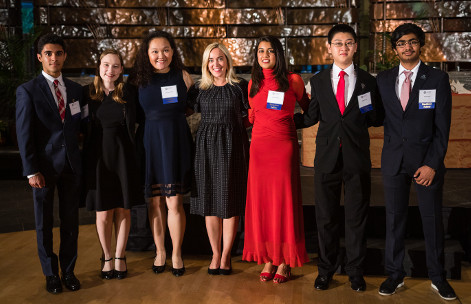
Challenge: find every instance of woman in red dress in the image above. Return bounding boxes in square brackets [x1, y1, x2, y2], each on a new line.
[243, 36, 310, 283]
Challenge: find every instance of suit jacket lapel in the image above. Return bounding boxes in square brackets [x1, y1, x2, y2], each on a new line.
[37, 74, 62, 121]
[387, 66, 404, 113]
[405, 62, 429, 112]
[320, 66, 342, 115]
[344, 66, 364, 115]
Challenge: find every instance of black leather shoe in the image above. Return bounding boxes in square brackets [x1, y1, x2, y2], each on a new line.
[431, 281, 457, 301]
[208, 267, 219, 275]
[152, 256, 166, 274]
[171, 265, 185, 277]
[46, 275, 62, 294]
[314, 275, 332, 290]
[101, 257, 114, 280]
[114, 256, 128, 280]
[219, 259, 232, 275]
[349, 276, 366, 292]
[61, 272, 81, 291]
[378, 277, 404, 296]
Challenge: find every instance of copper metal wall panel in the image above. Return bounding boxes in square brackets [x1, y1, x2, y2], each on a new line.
[371, 20, 438, 33]
[287, 38, 331, 65]
[0, 1, 7, 8]
[372, 2, 471, 20]
[228, 25, 332, 37]
[287, 8, 358, 24]
[35, 0, 104, 7]
[0, 9, 8, 24]
[111, 26, 226, 38]
[444, 19, 471, 32]
[44, 8, 163, 25]
[49, 25, 107, 38]
[108, 0, 225, 8]
[228, 0, 354, 8]
[39, 7, 47, 24]
[169, 8, 283, 25]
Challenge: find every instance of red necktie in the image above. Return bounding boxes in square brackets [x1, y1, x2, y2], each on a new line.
[336, 71, 346, 115]
[400, 71, 412, 111]
[53, 80, 66, 122]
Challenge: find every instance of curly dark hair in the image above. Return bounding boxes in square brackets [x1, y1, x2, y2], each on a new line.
[249, 36, 289, 98]
[390, 23, 425, 50]
[128, 30, 186, 87]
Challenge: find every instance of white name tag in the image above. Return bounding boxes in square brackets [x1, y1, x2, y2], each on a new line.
[69, 100, 81, 116]
[161, 85, 178, 104]
[419, 89, 436, 109]
[81, 104, 89, 119]
[358, 92, 373, 114]
[266, 90, 285, 110]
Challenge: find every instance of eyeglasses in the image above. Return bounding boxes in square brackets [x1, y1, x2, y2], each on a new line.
[396, 39, 420, 48]
[331, 41, 356, 48]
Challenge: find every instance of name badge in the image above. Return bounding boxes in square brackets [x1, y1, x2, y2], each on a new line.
[81, 104, 89, 119]
[69, 100, 81, 116]
[419, 89, 436, 109]
[358, 92, 373, 114]
[266, 90, 285, 110]
[161, 85, 178, 104]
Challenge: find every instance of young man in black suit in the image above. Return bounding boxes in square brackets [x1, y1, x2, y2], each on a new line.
[16, 34, 84, 294]
[376, 23, 456, 301]
[294, 24, 383, 292]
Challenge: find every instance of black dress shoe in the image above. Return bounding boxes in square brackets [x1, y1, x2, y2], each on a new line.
[431, 280, 457, 301]
[208, 267, 219, 275]
[46, 275, 62, 294]
[378, 277, 404, 296]
[171, 265, 185, 277]
[114, 256, 128, 280]
[101, 257, 114, 280]
[61, 272, 81, 291]
[314, 275, 332, 290]
[349, 276, 366, 292]
[152, 264, 166, 274]
[219, 267, 232, 276]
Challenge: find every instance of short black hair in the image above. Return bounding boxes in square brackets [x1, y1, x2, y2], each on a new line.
[37, 33, 66, 54]
[328, 24, 357, 44]
[390, 23, 425, 50]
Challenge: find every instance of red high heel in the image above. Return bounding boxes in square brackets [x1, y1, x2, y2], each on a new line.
[273, 266, 291, 284]
[260, 266, 277, 282]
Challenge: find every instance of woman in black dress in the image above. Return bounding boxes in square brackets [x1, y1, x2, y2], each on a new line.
[129, 31, 194, 277]
[82, 49, 142, 280]
[188, 43, 249, 275]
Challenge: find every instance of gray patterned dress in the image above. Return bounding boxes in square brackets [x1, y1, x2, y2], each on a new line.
[188, 79, 249, 218]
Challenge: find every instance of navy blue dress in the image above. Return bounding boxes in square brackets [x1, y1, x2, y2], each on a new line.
[138, 69, 193, 197]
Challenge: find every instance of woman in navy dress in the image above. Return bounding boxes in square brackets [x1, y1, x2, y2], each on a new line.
[130, 31, 194, 277]
[188, 43, 249, 275]
[82, 49, 142, 280]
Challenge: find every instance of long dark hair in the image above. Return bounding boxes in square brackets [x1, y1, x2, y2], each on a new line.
[249, 36, 289, 98]
[129, 30, 186, 87]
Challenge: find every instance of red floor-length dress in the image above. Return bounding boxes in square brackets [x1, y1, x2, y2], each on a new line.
[243, 69, 310, 267]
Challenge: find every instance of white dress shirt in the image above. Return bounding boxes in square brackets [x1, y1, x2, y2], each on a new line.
[396, 60, 421, 100]
[42, 70, 67, 107]
[331, 63, 356, 107]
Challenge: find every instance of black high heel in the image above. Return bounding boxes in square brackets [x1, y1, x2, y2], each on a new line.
[219, 259, 232, 276]
[100, 257, 114, 280]
[114, 256, 127, 280]
[152, 256, 166, 274]
[171, 259, 185, 277]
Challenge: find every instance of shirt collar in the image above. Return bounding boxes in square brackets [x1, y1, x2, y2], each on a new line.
[398, 60, 421, 76]
[42, 70, 64, 86]
[332, 62, 354, 77]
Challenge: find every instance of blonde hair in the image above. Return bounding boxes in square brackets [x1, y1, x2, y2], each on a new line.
[90, 49, 125, 104]
[200, 43, 239, 90]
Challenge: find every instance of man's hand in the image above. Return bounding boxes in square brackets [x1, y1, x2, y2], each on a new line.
[414, 166, 435, 187]
[29, 173, 45, 188]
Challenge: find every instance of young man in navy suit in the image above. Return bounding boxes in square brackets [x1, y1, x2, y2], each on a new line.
[16, 34, 84, 294]
[376, 23, 456, 301]
[294, 24, 383, 292]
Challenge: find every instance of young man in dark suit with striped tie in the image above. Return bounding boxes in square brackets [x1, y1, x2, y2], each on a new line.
[376, 23, 456, 301]
[16, 33, 84, 294]
[294, 24, 384, 292]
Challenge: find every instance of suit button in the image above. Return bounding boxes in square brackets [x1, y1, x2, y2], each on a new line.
[402, 138, 406, 142]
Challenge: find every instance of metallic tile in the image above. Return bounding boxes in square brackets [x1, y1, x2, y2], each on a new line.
[39, 7, 47, 25]
[35, 0, 104, 6]
[287, 38, 332, 65]
[108, 0, 225, 8]
[372, 2, 471, 20]
[0, 9, 8, 24]
[228, 25, 332, 37]
[46, 8, 164, 25]
[444, 19, 471, 32]
[287, 8, 358, 24]
[228, 0, 354, 8]
[49, 25, 107, 38]
[110, 26, 226, 38]
[371, 20, 438, 33]
[169, 8, 283, 25]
